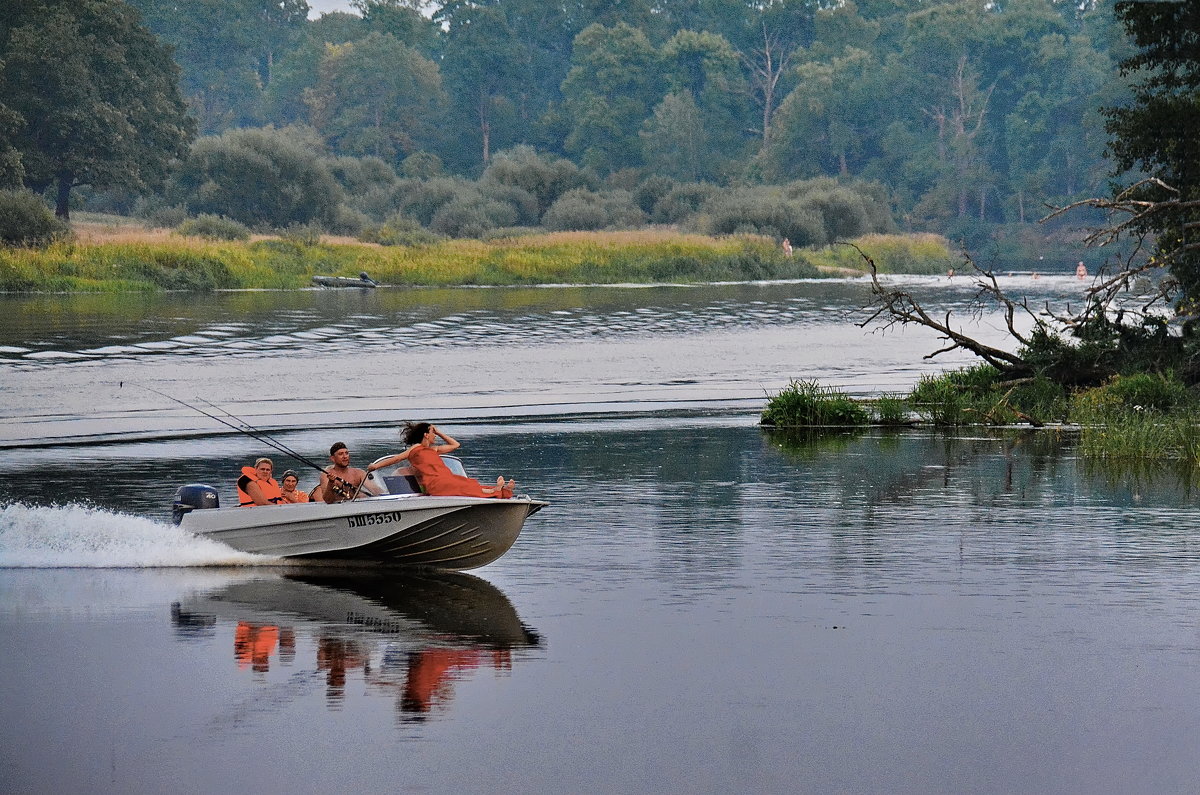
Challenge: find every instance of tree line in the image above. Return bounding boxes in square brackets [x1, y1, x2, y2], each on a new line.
[1, 1, 1132, 246]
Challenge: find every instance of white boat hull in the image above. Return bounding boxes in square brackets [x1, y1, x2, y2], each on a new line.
[180, 494, 546, 570]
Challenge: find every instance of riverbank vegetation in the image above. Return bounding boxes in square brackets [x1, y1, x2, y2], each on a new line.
[0, 224, 866, 292]
[2, 0, 1132, 271]
[762, 370, 1200, 464]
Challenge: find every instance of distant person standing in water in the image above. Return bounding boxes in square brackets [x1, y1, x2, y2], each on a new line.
[1076, 261, 1088, 279]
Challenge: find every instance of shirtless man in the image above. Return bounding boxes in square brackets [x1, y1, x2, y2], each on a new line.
[316, 442, 368, 503]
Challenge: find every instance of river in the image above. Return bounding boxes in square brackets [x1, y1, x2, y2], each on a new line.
[2, 275, 1198, 793]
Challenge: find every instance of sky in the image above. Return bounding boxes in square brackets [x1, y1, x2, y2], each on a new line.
[307, 1, 357, 18]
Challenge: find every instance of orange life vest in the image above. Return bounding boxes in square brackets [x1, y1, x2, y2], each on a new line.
[237, 466, 284, 506]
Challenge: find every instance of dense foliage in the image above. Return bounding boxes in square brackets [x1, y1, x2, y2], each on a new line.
[99, 0, 1129, 254]
[0, 0, 195, 218]
[1104, 0, 1200, 307]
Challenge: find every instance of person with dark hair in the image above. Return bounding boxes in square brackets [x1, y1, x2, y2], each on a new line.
[316, 442, 369, 503]
[368, 423, 513, 498]
[279, 470, 309, 503]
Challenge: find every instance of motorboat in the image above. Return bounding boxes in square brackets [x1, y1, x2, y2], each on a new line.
[171, 455, 547, 570]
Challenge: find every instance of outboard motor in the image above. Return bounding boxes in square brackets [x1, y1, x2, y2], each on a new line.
[172, 483, 220, 525]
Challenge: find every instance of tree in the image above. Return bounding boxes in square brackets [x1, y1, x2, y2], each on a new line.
[561, 23, 660, 173]
[1104, 0, 1200, 308]
[304, 33, 447, 163]
[859, 1, 1200, 387]
[440, 4, 525, 166]
[171, 125, 341, 228]
[640, 92, 707, 182]
[0, 0, 195, 218]
[659, 30, 749, 177]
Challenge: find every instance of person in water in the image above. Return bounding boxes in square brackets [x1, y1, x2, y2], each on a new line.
[316, 442, 368, 503]
[368, 422, 514, 498]
[237, 457, 284, 506]
[279, 470, 309, 503]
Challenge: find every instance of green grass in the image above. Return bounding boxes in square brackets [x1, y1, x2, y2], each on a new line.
[763, 371, 1200, 465]
[1, 227, 959, 293]
[0, 229, 827, 292]
[761, 379, 870, 427]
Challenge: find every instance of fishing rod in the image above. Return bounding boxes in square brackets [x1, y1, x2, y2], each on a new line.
[125, 383, 331, 478]
[192, 396, 327, 473]
[190, 395, 365, 500]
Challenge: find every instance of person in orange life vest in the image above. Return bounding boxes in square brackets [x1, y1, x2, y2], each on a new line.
[278, 469, 309, 503]
[316, 442, 368, 503]
[367, 422, 514, 498]
[237, 457, 284, 506]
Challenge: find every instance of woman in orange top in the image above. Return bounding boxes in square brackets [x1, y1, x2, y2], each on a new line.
[369, 422, 514, 498]
[278, 470, 310, 503]
[236, 457, 284, 506]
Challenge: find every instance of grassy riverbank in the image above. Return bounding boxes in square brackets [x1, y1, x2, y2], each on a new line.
[0, 217, 954, 292]
[762, 371, 1200, 464]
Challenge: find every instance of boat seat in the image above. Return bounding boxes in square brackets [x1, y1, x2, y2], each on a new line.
[366, 454, 468, 496]
[380, 473, 421, 494]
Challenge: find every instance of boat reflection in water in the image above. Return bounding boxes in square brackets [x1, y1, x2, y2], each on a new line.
[171, 569, 541, 720]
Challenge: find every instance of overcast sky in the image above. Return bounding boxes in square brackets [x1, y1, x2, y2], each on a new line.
[307, 0, 356, 18]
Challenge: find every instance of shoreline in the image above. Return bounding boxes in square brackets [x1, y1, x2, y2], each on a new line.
[1, 223, 953, 293]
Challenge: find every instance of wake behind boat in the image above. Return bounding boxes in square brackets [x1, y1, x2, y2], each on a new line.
[172, 455, 547, 570]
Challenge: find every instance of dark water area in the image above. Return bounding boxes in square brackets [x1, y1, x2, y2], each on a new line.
[4, 420, 1200, 793]
[3, 277, 1197, 793]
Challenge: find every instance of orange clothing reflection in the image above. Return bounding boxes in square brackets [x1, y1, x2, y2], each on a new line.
[234, 622, 280, 673]
[400, 648, 512, 713]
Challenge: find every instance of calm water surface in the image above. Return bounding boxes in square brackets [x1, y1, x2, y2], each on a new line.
[3, 277, 1197, 793]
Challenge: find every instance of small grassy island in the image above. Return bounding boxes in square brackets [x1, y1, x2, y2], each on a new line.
[0, 216, 954, 293]
[762, 371, 1200, 465]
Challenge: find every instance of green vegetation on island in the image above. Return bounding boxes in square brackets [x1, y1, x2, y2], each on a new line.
[762, 370, 1200, 464]
[0, 225, 960, 292]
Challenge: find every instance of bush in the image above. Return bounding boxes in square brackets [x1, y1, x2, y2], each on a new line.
[140, 202, 189, 229]
[177, 214, 251, 241]
[1071, 373, 1194, 419]
[479, 183, 540, 226]
[542, 189, 645, 231]
[278, 221, 323, 246]
[327, 155, 397, 194]
[761, 379, 870, 426]
[706, 187, 826, 246]
[400, 151, 444, 179]
[358, 214, 442, 246]
[430, 197, 517, 238]
[653, 182, 717, 224]
[634, 175, 676, 215]
[0, 190, 68, 247]
[396, 177, 478, 227]
[907, 366, 1068, 425]
[171, 125, 342, 228]
[481, 145, 594, 216]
